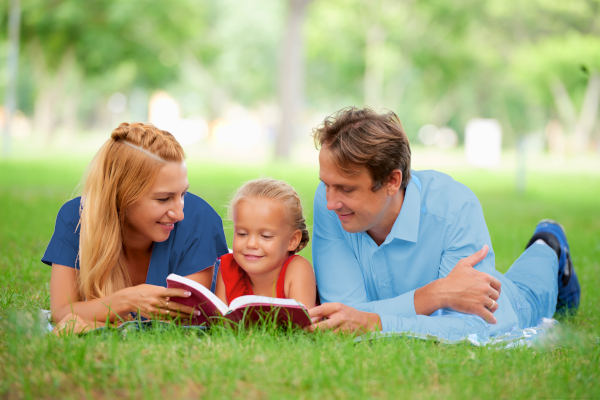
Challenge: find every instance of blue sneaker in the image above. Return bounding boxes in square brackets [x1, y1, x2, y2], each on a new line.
[525, 219, 580, 315]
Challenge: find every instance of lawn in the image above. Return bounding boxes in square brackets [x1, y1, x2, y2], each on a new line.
[0, 155, 599, 399]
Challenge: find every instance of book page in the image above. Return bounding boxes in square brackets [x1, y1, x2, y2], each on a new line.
[166, 273, 229, 315]
[226, 295, 311, 328]
[228, 295, 304, 311]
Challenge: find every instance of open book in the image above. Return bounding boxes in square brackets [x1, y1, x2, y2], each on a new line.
[166, 273, 311, 328]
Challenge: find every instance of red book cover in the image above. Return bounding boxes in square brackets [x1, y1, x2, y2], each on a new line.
[226, 297, 311, 328]
[166, 274, 227, 325]
[166, 274, 311, 328]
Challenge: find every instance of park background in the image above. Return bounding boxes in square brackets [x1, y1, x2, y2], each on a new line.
[1, 0, 599, 398]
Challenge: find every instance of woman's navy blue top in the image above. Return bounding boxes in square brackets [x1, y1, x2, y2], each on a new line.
[42, 193, 229, 287]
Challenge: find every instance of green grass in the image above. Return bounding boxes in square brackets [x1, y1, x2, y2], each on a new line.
[1, 157, 599, 399]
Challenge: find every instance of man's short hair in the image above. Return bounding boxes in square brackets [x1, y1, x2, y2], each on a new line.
[313, 107, 411, 191]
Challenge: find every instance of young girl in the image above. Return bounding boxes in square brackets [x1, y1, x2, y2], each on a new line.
[43, 122, 228, 333]
[215, 178, 316, 309]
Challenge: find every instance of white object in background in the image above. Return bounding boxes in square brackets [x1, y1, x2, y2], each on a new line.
[148, 91, 207, 146]
[465, 118, 502, 167]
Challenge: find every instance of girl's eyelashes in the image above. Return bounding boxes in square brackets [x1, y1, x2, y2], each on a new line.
[233, 231, 273, 239]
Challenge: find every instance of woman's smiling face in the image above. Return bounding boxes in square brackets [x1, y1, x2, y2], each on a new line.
[123, 161, 189, 248]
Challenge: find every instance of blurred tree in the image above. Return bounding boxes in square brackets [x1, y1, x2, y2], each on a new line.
[1, 0, 599, 154]
[10, 0, 213, 137]
[277, 0, 311, 159]
[304, 0, 600, 149]
[512, 34, 600, 152]
[205, 1, 282, 107]
[2, 0, 20, 157]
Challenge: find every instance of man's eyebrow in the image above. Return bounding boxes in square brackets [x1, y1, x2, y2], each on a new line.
[320, 180, 356, 189]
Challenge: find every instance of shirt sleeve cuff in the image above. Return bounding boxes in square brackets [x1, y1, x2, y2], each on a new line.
[406, 289, 417, 316]
[379, 313, 404, 333]
[354, 289, 417, 318]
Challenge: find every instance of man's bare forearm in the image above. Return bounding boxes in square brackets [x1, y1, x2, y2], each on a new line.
[414, 279, 446, 315]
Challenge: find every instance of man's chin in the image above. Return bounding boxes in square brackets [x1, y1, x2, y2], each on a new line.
[339, 219, 363, 233]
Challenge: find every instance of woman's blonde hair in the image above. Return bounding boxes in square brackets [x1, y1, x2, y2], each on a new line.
[79, 122, 184, 300]
[228, 178, 309, 254]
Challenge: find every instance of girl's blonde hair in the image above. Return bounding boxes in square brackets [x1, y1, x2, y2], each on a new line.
[79, 122, 184, 300]
[228, 178, 309, 254]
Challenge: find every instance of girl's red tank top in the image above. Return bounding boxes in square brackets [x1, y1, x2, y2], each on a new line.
[219, 253, 297, 304]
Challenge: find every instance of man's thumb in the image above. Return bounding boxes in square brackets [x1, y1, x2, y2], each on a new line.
[466, 245, 489, 267]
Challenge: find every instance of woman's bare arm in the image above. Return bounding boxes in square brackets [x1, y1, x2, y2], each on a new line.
[50, 263, 195, 323]
[214, 269, 227, 304]
[184, 266, 213, 288]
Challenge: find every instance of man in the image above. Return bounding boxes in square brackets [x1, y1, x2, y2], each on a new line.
[308, 107, 580, 340]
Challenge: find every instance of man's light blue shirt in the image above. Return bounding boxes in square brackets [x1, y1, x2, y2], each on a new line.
[313, 170, 556, 341]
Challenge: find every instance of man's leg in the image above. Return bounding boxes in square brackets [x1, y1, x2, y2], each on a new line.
[505, 220, 581, 328]
[525, 220, 581, 314]
[504, 241, 558, 327]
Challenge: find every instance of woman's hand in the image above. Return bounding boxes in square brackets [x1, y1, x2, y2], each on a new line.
[119, 284, 198, 320]
[50, 263, 200, 323]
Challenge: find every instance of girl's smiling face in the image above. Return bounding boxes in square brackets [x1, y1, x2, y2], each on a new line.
[232, 196, 301, 278]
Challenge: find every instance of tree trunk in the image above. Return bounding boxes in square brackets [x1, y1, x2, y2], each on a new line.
[58, 51, 81, 136]
[276, 0, 310, 160]
[2, 0, 21, 157]
[32, 50, 78, 142]
[551, 74, 600, 153]
[551, 78, 577, 130]
[364, 24, 385, 108]
[574, 73, 600, 153]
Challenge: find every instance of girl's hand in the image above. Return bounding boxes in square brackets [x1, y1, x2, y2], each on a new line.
[121, 284, 197, 320]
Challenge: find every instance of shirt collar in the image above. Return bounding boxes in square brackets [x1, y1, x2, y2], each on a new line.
[383, 173, 421, 244]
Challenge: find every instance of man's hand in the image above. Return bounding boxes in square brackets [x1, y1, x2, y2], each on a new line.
[417, 245, 501, 324]
[307, 302, 382, 333]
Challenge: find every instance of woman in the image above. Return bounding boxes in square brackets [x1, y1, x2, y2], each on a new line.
[43, 122, 229, 332]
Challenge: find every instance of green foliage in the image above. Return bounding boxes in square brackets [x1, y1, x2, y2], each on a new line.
[304, 0, 600, 142]
[512, 33, 600, 109]
[17, 0, 212, 87]
[305, 0, 368, 107]
[203, 0, 283, 105]
[2, 0, 600, 144]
